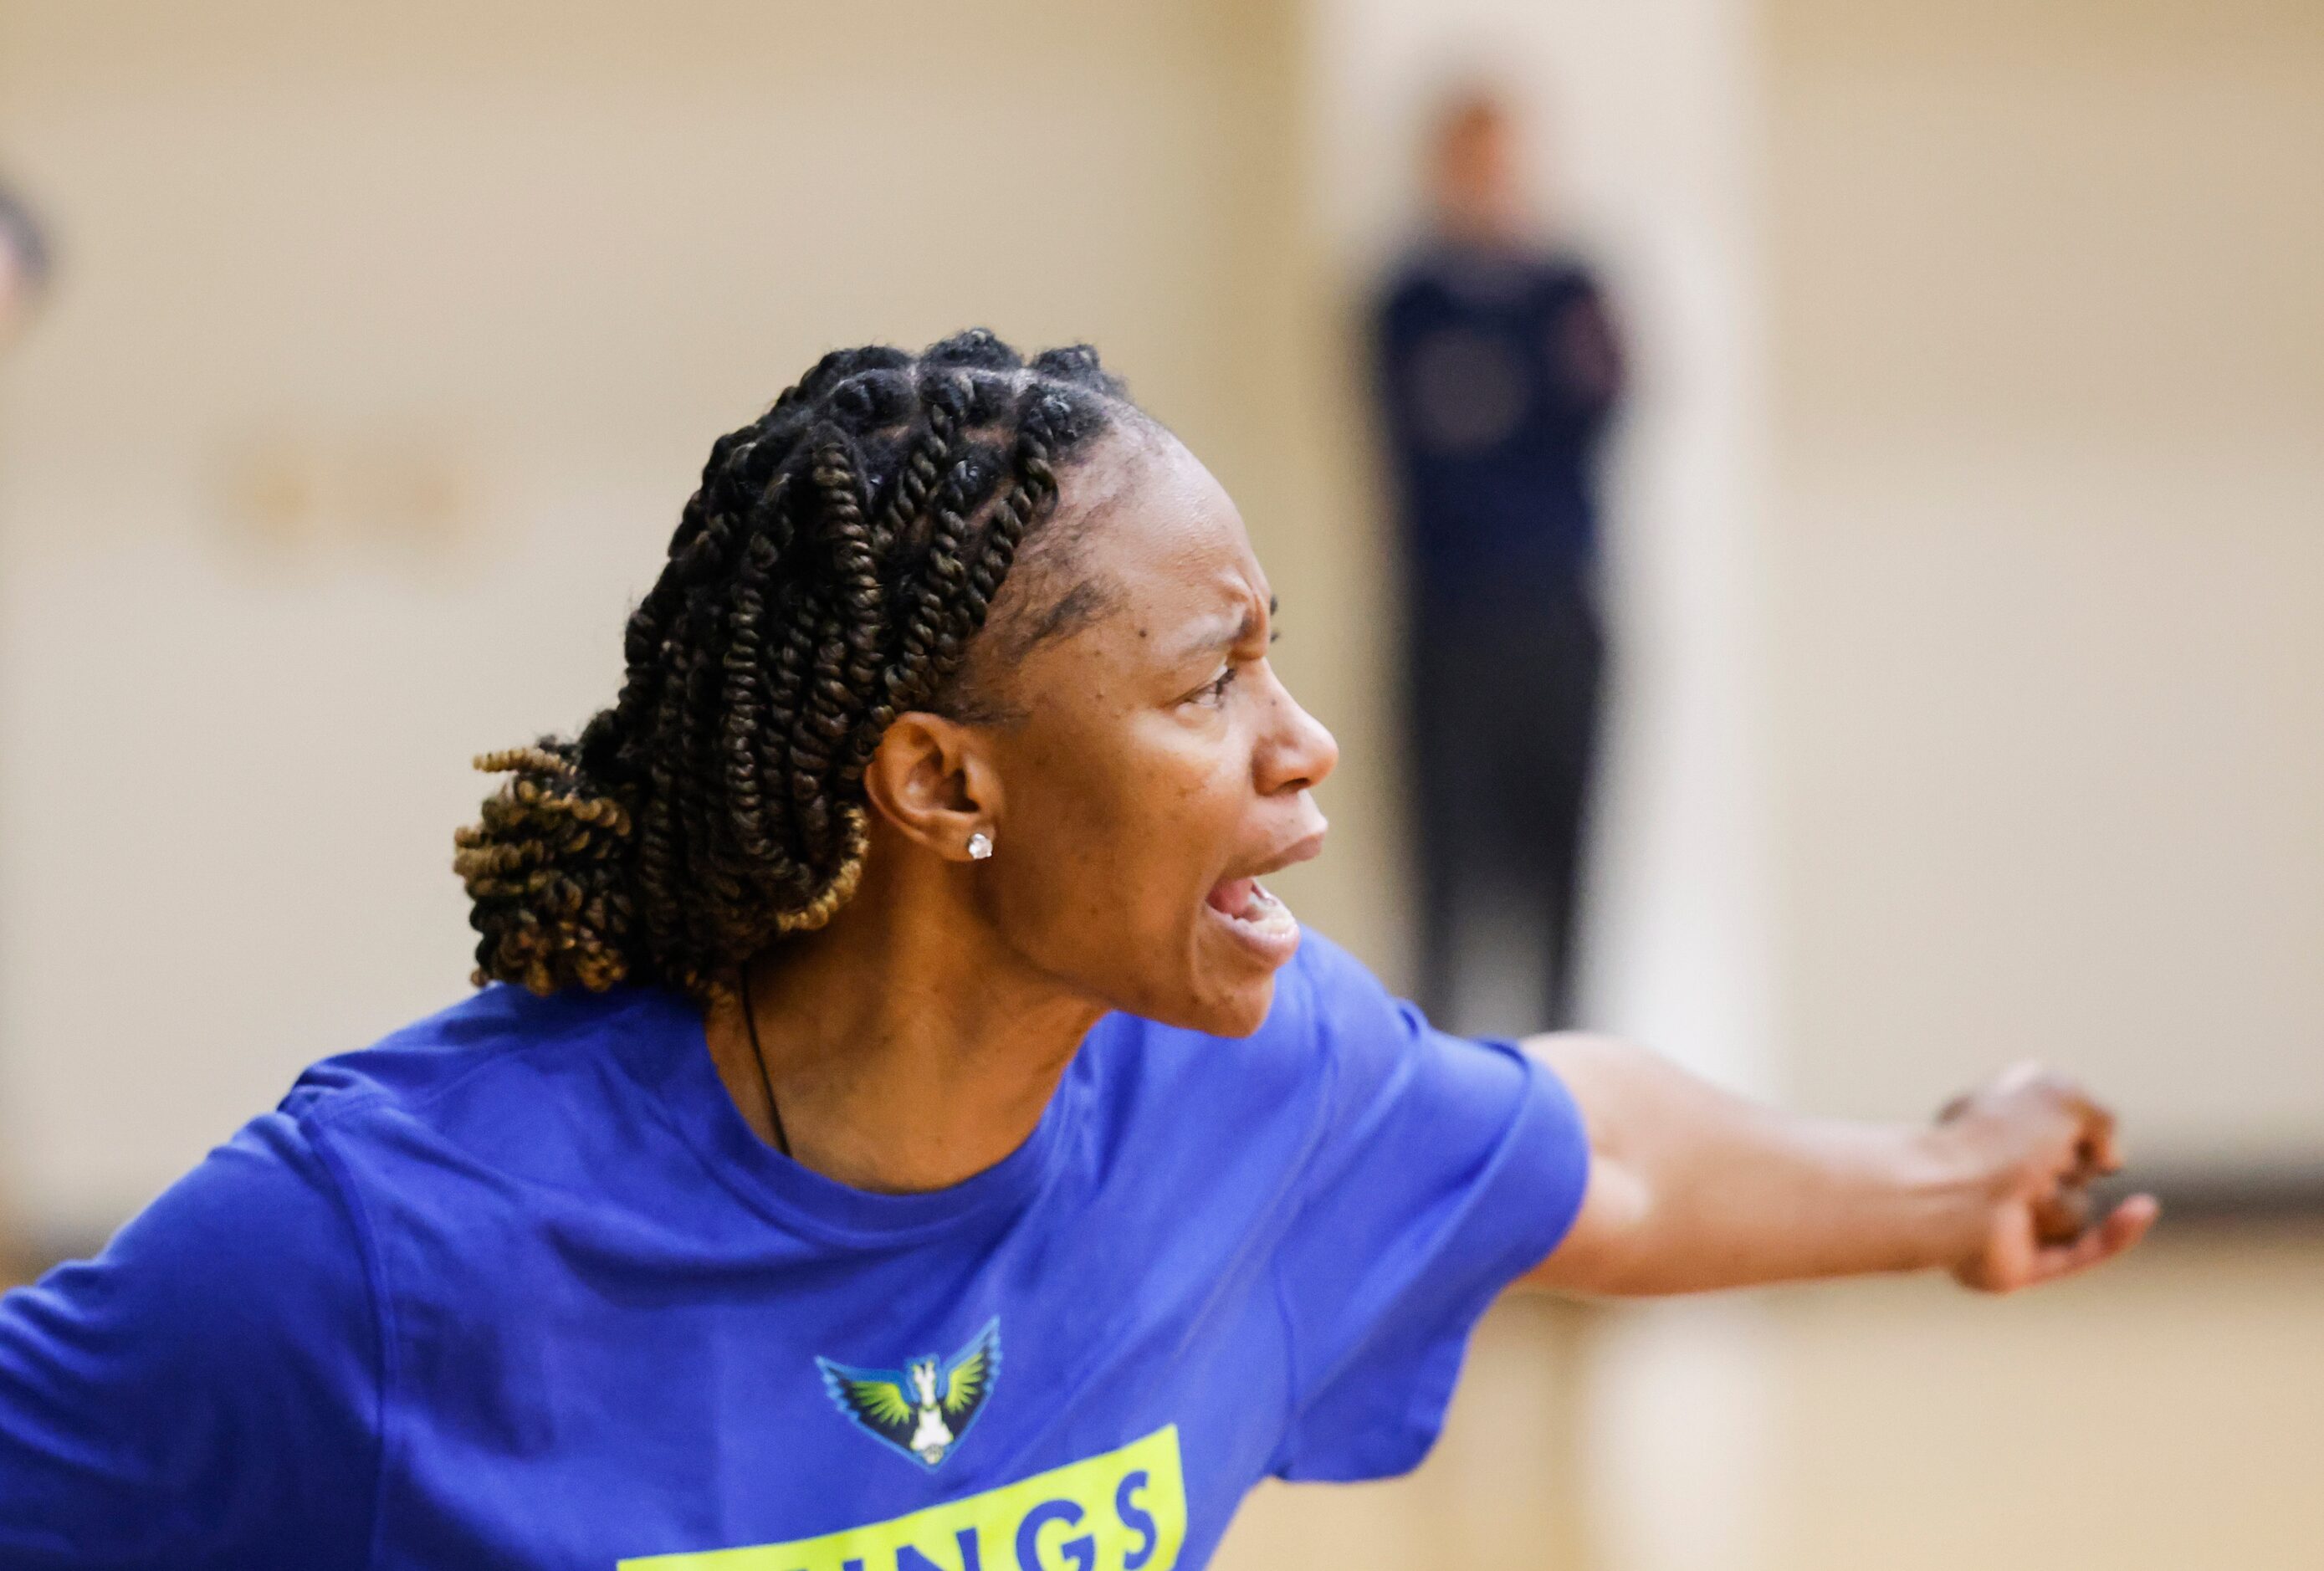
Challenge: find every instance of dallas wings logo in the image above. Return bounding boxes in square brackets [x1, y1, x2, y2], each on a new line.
[816, 1318, 1001, 1470]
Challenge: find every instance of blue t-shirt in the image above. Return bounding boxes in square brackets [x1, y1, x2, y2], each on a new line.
[0, 932, 1589, 1570]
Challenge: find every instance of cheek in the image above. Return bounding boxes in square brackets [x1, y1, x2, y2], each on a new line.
[994, 724, 1242, 953]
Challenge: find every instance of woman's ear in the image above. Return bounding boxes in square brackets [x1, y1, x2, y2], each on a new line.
[862, 713, 1002, 861]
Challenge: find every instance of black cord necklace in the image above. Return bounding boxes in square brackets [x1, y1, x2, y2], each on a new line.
[738, 966, 791, 1159]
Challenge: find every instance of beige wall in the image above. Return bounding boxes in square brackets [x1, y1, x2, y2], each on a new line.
[0, 0, 1359, 1237]
[1765, 0, 2324, 1162]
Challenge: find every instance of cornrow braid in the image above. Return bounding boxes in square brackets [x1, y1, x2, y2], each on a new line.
[454, 330, 1132, 999]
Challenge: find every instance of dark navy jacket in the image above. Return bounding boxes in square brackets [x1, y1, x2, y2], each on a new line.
[1374, 242, 1623, 606]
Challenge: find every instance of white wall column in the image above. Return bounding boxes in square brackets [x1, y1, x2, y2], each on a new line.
[1306, 2, 1778, 1567]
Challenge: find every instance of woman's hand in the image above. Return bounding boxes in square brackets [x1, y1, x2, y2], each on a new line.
[1929, 1063, 2160, 1294]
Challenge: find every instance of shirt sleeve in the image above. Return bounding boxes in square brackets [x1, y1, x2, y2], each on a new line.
[1544, 267, 1625, 435]
[1268, 934, 1592, 1481]
[0, 1110, 383, 1569]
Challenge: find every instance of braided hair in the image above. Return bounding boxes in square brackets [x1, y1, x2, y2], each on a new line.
[453, 330, 1133, 998]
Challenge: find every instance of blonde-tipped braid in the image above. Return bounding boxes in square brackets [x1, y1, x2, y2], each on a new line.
[771, 807, 868, 938]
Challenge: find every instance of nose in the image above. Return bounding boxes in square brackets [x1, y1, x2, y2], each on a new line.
[1256, 670, 1339, 796]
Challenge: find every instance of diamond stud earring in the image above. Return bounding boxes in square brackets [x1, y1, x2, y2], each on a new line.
[966, 831, 995, 862]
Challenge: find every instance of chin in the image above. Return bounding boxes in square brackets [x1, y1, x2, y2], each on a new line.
[1086, 913, 1299, 1036]
[1171, 971, 1279, 1039]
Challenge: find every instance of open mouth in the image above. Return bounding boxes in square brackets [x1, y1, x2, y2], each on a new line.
[1200, 825, 1324, 963]
[1204, 874, 1298, 950]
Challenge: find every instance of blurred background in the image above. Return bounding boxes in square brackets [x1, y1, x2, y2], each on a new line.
[0, 1, 2316, 1567]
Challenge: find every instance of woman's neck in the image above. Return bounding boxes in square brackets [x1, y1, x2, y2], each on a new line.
[703, 860, 1105, 1195]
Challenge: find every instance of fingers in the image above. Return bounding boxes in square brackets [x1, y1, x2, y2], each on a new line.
[2030, 1183, 2091, 1247]
[2028, 1193, 2159, 1286]
[2017, 1065, 2112, 1144]
[1957, 1061, 2126, 1176]
[2046, 1079, 2122, 1176]
[1938, 1062, 2142, 1295]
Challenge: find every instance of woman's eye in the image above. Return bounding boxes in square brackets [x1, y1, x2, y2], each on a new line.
[1190, 667, 1237, 706]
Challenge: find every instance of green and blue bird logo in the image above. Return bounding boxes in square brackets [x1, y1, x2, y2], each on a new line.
[816, 1318, 1001, 1470]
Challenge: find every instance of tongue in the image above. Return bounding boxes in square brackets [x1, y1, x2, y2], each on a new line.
[1207, 876, 1257, 917]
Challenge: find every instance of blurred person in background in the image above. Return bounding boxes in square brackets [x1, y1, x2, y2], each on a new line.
[1375, 86, 1623, 1031]
[0, 181, 52, 352]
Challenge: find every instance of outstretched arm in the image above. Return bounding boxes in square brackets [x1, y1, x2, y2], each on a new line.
[1523, 1036, 2158, 1297]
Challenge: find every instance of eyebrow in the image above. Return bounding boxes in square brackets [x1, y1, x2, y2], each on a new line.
[1169, 593, 1276, 664]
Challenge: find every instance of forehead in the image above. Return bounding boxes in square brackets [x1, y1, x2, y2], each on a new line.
[1057, 427, 1264, 622]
